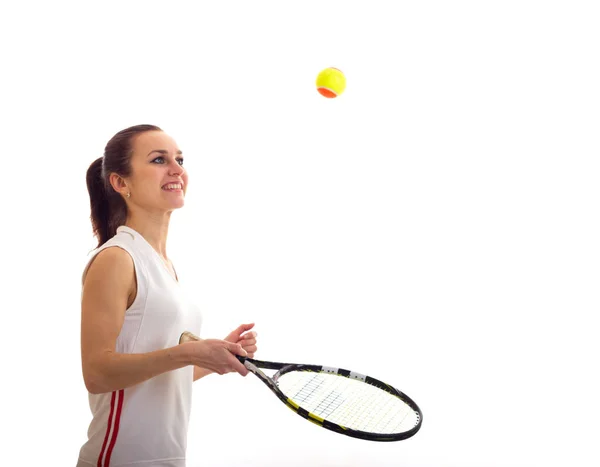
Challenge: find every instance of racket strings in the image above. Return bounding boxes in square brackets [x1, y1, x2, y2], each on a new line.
[292, 374, 345, 418]
[277, 371, 418, 434]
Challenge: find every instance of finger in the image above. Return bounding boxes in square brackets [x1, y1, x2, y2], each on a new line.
[240, 331, 257, 341]
[229, 355, 249, 376]
[240, 337, 256, 347]
[227, 342, 248, 357]
[241, 342, 257, 351]
[229, 323, 255, 341]
[239, 323, 255, 333]
[241, 345, 257, 358]
[236, 323, 254, 332]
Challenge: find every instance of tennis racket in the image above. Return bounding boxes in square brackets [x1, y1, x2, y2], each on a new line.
[179, 331, 422, 442]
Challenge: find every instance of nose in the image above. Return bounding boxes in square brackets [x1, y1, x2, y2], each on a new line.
[168, 159, 184, 176]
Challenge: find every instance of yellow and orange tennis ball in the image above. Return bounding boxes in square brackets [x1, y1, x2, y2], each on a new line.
[316, 67, 346, 98]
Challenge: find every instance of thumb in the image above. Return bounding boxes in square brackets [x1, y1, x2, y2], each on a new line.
[239, 322, 255, 334]
[230, 322, 255, 341]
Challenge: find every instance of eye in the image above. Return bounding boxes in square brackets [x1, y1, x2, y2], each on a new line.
[151, 156, 184, 166]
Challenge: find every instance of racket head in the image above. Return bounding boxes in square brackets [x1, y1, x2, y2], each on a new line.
[268, 363, 422, 441]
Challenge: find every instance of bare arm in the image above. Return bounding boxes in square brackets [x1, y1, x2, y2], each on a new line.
[81, 248, 247, 395]
[194, 366, 214, 381]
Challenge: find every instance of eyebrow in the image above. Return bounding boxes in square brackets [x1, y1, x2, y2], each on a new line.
[147, 149, 183, 157]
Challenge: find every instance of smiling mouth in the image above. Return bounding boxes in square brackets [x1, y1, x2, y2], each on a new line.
[162, 183, 183, 191]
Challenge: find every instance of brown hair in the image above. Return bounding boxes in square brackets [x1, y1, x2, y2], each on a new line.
[86, 124, 162, 248]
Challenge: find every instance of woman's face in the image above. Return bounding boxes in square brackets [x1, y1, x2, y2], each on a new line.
[125, 130, 188, 212]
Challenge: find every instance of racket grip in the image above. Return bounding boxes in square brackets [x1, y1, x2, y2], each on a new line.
[179, 331, 199, 344]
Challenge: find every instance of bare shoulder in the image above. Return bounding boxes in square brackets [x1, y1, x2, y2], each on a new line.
[83, 246, 135, 292]
[82, 246, 137, 337]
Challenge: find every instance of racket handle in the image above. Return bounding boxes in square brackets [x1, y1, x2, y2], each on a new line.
[179, 331, 248, 363]
[179, 331, 199, 344]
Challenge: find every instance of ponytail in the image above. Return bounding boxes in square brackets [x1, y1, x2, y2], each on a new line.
[86, 157, 110, 248]
[85, 157, 127, 248]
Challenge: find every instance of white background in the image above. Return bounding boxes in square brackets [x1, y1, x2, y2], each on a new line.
[1, 1, 599, 466]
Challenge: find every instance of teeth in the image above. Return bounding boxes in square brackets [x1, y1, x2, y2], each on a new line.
[163, 183, 182, 190]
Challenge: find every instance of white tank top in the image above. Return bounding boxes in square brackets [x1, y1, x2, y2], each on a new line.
[77, 226, 202, 467]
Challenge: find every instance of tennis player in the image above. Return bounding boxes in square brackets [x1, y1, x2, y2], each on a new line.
[76, 125, 258, 467]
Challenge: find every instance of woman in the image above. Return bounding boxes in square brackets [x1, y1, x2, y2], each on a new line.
[77, 124, 257, 467]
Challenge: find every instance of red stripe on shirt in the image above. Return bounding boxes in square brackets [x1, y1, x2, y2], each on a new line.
[97, 391, 116, 467]
[103, 389, 125, 467]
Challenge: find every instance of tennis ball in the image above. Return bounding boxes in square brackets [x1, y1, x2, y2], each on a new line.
[316, 67, 346, 98]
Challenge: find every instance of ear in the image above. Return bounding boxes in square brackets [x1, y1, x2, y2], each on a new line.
[108, 172, 128, 196]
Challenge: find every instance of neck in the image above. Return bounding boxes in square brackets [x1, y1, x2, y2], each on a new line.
[125, 212, 172, 260]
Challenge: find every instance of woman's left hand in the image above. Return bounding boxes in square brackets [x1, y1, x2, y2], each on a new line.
[224, 323, 257, 358]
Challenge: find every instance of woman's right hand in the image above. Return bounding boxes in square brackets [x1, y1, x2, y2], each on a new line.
[182, 338, 249, 376]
